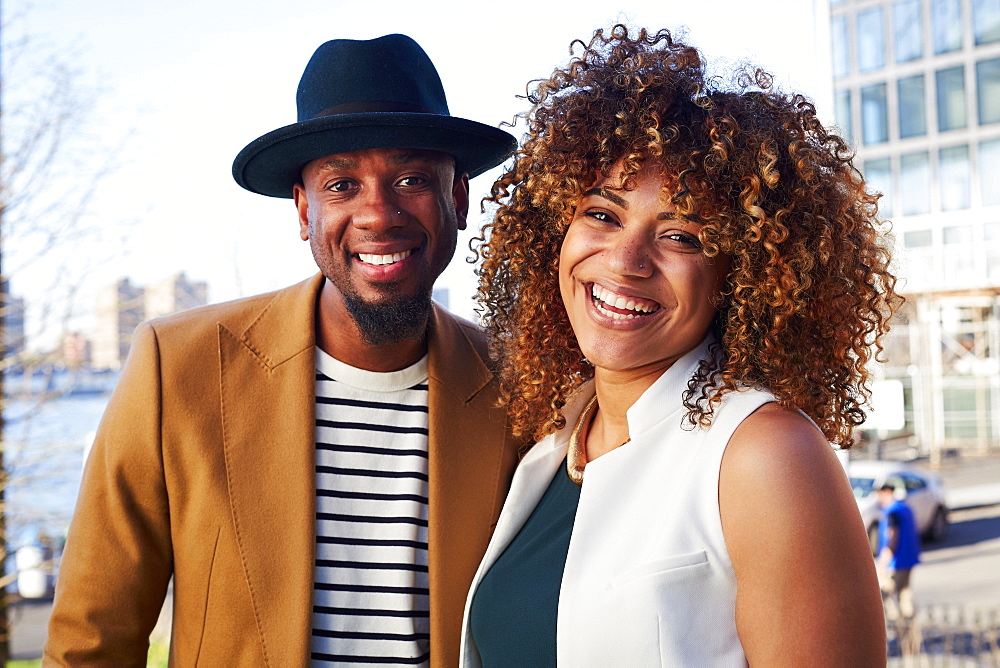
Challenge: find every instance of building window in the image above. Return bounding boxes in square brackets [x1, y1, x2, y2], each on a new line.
[835, 89, 853, 143]
[973, 0, 1000, 44]
[904, 229, 933, 247]
[858, 7, 887, 72]
[864, 157, 894, 218]
[977, 58, 1000, 124]
[900, 151, 931, 215]
[898, 75, 927, 138]
[862, 84, 890, 144]
[987, 222, 1000, 282]
[943, 224, 974, 243]
[832, 15, 851, 78]
[979, 138, 1000, 205]
[932, 0, 964, 53]
[893, 0, 924, 62]
[937, 66, 967, 131]
[939, 145, 971, 210]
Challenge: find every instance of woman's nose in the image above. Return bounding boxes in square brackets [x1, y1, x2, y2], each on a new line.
[606, 232, 653, 277]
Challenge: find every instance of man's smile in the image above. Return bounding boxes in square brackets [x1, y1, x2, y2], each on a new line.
[357, 249, 414, 266]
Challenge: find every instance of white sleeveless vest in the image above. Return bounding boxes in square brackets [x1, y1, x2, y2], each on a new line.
[460, 339, 775, 667]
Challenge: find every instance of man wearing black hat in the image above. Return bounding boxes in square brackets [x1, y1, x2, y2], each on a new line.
[46, 35, 521, 666]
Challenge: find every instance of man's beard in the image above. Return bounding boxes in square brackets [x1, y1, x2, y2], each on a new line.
[343, 291, 432, 346]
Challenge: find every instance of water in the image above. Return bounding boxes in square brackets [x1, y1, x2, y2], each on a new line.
[3, 393, 111, 545]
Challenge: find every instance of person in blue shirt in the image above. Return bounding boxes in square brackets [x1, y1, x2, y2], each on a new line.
[877, 483, 921, 620]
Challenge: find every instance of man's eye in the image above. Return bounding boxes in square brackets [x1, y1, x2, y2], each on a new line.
[397, 176, 426, 187]
[328, 180, 353, 192]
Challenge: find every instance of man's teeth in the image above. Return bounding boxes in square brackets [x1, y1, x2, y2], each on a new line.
[591, 284, 658, 318]
[358, 250, 412, 266]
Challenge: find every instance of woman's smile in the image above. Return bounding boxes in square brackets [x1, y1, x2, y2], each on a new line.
[590, 282, 661, 320]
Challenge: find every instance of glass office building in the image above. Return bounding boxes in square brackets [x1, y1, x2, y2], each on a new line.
[831, 0, 1000, 459]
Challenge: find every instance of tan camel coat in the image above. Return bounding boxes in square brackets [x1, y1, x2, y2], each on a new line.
[44, 274, 521, 666]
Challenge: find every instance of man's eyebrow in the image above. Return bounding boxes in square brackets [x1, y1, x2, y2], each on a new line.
[582, 187, 628, 208]
[320, 157, 357, 170]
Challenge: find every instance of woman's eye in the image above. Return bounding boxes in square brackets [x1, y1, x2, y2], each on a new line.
[662, 232, 702, 248]
[584, 210, 617, 224]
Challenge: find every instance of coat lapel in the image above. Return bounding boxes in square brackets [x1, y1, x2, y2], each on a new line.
[218, 274, 321, 665]
[426, 306, 521, 667]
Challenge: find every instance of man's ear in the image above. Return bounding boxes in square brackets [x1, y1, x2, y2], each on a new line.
[453, 172, 470, 231]
[293, 183, 310, 240]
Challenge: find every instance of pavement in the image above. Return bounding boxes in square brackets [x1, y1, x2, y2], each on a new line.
[8, 448, 1000, 661]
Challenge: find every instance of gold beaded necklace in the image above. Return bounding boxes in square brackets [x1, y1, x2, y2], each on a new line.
[565, 394, 630, 485]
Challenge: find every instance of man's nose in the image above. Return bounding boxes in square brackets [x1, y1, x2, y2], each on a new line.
[351, 185, 406, 231]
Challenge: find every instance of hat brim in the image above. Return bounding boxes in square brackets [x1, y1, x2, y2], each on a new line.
[232, 112, 517, 198]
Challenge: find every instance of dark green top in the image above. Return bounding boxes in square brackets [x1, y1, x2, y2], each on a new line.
[469, 458, 581, 667]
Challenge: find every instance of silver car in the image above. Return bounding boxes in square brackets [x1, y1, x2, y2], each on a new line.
[847, 459, 949, 554]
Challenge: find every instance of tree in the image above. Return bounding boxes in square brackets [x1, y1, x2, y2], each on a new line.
[1, 7, 131, 659]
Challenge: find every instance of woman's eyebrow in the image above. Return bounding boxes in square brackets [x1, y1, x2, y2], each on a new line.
[582, 187, 627, 208]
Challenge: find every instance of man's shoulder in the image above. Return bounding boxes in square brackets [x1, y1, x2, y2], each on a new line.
[431, 305, 490, 361]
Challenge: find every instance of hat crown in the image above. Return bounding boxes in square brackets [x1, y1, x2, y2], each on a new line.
[296, 34, 450, 122]
[233, 33, 515, 198]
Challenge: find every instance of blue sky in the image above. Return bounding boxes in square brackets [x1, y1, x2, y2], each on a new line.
[4, 0, 830, 347]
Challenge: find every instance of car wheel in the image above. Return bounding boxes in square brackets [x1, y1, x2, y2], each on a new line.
[868, 523, 879, 555]
[924, 506, 949, 542]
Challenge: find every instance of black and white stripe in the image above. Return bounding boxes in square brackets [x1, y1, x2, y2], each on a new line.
[311, 350, 430, 667]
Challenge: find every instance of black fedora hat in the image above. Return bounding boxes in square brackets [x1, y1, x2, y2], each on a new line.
[232, 34, 516, 198]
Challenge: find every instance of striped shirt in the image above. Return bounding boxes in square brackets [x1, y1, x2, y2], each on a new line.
[311, 349, 430, 666]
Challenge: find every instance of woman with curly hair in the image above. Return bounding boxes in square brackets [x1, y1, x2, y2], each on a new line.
[459, 26, 895, 667]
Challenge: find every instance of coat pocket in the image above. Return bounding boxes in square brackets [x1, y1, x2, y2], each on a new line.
[608, 549, 709, 590]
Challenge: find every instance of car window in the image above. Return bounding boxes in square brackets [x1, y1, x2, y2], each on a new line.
[850, 477, 876, 499]
[901, 472, 927, 492]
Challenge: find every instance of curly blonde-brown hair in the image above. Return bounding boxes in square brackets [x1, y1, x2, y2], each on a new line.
[474, 25, 900, 447]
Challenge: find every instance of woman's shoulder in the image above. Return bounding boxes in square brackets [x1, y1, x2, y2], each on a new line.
[719, 400, 851, 531]
[723, 401, 832, 477]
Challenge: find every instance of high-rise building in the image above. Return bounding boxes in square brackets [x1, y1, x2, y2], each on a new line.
[92, 278, 145, 370]
[830, 0, 1000, 459]
[61, 332, 92, 370]
[145, 272, 208, 320]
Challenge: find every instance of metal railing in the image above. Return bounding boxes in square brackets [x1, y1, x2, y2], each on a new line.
[887, 606, 1000, 666]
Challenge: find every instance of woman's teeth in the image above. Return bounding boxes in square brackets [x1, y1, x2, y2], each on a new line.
[591, 284, 659, 319]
